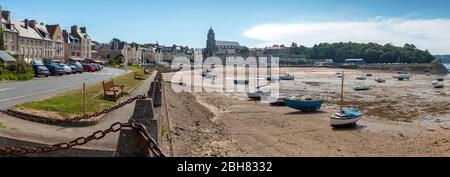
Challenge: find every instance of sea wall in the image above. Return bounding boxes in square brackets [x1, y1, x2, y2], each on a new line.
[334, 63, 448, 74]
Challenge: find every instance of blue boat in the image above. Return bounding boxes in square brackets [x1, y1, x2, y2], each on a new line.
[284, 97, 324, 112]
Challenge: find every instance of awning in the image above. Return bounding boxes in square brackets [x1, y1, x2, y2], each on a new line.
[0, 50, 16, 62]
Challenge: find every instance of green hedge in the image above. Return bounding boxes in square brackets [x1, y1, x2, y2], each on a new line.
[0, 59, 34, 81]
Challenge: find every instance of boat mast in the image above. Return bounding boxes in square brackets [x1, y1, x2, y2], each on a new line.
[340, 72, 345, 111]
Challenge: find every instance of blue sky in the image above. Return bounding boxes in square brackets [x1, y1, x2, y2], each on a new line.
[2, 0, 450, 53]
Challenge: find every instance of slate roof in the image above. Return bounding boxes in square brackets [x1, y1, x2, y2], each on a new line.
[216, 40, 241, 47]
[10, 20, 43, 40]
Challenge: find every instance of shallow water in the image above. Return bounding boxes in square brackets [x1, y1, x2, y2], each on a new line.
[444, 64, 450, 76]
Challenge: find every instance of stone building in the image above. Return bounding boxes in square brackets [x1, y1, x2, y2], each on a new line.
[0, 7, 19, 58]
[11, 19, 52, 62]
[62, 29, 82, 60]
[205, 27, 241, 56]
[46, 24, 64, 60]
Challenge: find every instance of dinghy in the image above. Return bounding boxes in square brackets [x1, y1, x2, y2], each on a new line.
[393, 71, 412, 81]
[356, 76, 367, 80]
[247, 91, 271, 100]
[375, 77, 386, 83]
[280, 74, 295, 80]
[331, 72, 363, 127]
[431, 63, 445, 88]
[354, 85, 371, 91]
[234, 80, 249, 85]
[432, 81, 444, 88]
[269, 96, 286, 106]
[201, 70, 217, 78]
[284, 97, 324, 112]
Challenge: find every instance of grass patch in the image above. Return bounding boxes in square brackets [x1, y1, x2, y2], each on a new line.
[13, 68, 153, 119]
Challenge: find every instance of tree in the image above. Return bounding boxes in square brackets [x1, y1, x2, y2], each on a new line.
[239, 46, 249, 54]
[307, 42, 434, 63]
[0, 28, 4, 50]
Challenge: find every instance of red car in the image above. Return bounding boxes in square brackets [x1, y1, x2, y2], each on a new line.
[83, 64, 96, 72]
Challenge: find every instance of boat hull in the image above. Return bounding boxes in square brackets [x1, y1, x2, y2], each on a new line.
[284, 99, 323, 112]
[234, 80, 249, 85]
[330, 109, 363, 127]
[247, 92, 271, 100]
[330, 116, 362, 127]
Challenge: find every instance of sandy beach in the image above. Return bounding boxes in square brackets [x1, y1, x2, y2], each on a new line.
[163, 67, 450, 157]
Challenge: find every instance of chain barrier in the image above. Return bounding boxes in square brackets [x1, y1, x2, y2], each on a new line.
[0, 120, 166, 157]
[0, 95, 148, 124]
[0, 71, 166, 157]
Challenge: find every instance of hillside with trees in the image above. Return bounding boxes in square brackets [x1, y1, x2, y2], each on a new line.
[288, 42, 435, 64]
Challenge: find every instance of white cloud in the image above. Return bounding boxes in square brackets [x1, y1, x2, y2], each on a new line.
[242, 18, 450, 54]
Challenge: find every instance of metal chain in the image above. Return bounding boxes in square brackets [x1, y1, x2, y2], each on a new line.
[0, 120, 166, 157]
[0, 95, 148, 123]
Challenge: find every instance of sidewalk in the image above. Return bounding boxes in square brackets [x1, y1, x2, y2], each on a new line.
[0, 72, 156, 153]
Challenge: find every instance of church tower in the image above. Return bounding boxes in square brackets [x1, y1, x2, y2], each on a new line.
[206, 26, 217, 54]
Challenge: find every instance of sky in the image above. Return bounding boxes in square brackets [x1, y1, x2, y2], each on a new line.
[2, 0, 450, 54]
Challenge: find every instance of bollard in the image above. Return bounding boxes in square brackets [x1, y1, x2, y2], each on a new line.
[115, 128, 151, 157]
[153, 81, 162, 107]
[132, 99, 160, 146]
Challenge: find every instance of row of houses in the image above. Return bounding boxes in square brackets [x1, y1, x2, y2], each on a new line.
[1, 5, 93, 63]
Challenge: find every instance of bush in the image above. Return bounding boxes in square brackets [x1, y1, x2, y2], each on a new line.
[8, 60, 33, 74]
[17, 73, 34, 81]
[7, 74, 18, 80]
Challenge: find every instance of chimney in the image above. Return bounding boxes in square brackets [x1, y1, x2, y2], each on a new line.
[2, 11, 10, 21]
[24, 19, 28, 29]
[71, 25, 78, 34]
[28, 20, 37, 28]
[40, 22, 44, 26]
[80, 27, 87, 33]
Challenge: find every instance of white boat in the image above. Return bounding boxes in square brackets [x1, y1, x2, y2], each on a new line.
[432, 81, 444, 88]
[331, 72, 364, 127]
[247, 91, 271, 100]
[375, 77, 386, 83]
[431, 63, 445, 88]
[330, 109, 363, 127]
[354, 85, 370, 91]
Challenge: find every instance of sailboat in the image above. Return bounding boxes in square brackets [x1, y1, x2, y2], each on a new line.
[374, 66, 386, 83]
[267, 68, 295, 81]
[432, 62, 445, 88]
[392, 57, 412, 81]
[331, 72, 364, 127]
[354, 65, 371, 91]
[356, 63, 367, 80]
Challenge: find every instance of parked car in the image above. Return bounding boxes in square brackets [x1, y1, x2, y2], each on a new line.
[31, 61, 50, 77]
[83, 64, 96, 72]
[91, 64, 101, 71]
[44, 63, 65, 76]
[66, 61, 84, 74]
[58, 64, 72, 75]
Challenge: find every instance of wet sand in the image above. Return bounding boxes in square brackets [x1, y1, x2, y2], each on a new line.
[164, 67, 450, 157]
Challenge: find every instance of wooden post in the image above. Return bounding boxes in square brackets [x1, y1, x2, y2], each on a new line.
[340, 72, 344, 112]
[83, 83, 86, 117]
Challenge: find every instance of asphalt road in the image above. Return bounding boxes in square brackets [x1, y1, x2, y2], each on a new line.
[0, 67, 128, 109]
